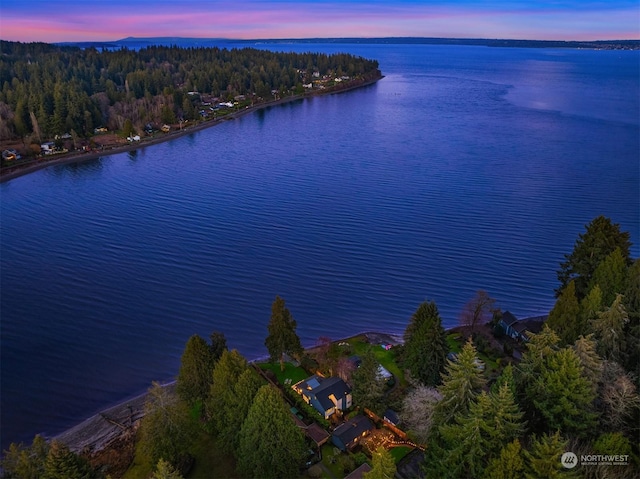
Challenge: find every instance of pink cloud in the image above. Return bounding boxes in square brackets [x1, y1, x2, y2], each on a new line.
[1, 3, 637, 42]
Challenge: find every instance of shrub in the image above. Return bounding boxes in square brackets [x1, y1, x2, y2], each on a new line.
[338, 454, 355, 474]
[353, 452, 368, 466]
[308, 464, 323, 478]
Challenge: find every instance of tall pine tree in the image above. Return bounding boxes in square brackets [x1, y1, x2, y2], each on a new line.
[546, 280, 582, 345]
[434, 338, 486, 423]
[238, 385, 306, 479]
[403, 301, 448, 386]
[557, 215, 632, 300]
[352, 348, 387, 415]
[176, 334, 215, 407]
[482, 439, 525, 479]
[524, 432, 578, 479]
[364, 447, 396, 479]
[265, 295, 303, 371]
[528, 347, 597, 436]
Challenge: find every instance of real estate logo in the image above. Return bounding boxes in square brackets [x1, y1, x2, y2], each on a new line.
[561, 452, 578, 469]
[561, 451, 630, 469]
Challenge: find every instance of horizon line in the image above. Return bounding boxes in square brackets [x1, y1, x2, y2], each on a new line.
[3, 35, 639, 45]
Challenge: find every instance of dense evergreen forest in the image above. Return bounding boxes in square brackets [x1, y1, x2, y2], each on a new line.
[0, 40, 380, 145]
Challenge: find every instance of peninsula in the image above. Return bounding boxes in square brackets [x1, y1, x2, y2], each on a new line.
[0, 40, 382, 181]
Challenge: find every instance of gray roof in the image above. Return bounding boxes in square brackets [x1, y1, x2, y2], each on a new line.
[297, 375, 351, 411]
[501, 311, 518, 327]
[313, 376, 351, 410]
[333, 415, 373, 446]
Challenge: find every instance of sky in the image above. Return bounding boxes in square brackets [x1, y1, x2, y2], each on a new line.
[1, 0, 638, 43]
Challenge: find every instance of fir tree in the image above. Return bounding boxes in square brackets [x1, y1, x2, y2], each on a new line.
[238, 385, 306, 479]
[428, 385, 525, 479]
[591, 294, 629, 362]
[42, 441, 98, 479]
[209, 331, 227, 363]
[176, 334, 215, 406]
[219, 368, 263, 454]
[524, 432, 578, 479]
[622, 259, 640, 387]
[517, 325, 560, 391]
[435, 338, 486, 423]
[589, 247, 629, 307]
[557, 215, 632, 300]
[402, 300, 448, 385]
[364, 447, 397, 479]
[483, 439, 525, 479]
[579, 285, 603, 334]
[207, 349, 249, 434]
[265, 295, 303, 371]
[352, 348, 386, 415]
[1, 435, 50, 479]
[572, 334, 602, 387]
[139, 382, 196, 468]
[529, 347, 597, 435]
[546, 280, 581, 345]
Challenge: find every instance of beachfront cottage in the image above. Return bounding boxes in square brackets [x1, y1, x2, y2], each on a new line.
[2, 149, 20, 161]
[498, 311, 544, 342]
[498, 311, 524, 340]
[332, 415, 374, 451]
[292, 375, 352, 419]
[40, 142, 55, 155]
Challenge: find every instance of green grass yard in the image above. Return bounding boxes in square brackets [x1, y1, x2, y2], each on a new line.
[446, 333, 462, 353]
[259, 361, 310, 387]
[321, 443, 346, 478]
[348, 336, 406, 387]
[389, 445, 413, 464]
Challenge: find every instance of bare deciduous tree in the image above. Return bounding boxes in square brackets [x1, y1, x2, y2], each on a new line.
[459, 290, 496, 333]
[400, 385, 442, 444]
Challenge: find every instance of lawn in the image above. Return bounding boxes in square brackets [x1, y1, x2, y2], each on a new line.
[349, 336, 406, 387]
[259, 361, 309, 386]
[389, 446, 413, 464]
[446, 333, 462, 353]
[446, 332, 500, 375]
[320, 443, 353, 479]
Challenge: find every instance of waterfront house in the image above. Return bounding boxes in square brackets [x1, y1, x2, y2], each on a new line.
[40, 142, 55, 155]
[498, 311, 544, 342]
[2, 149, 20, 161]
[292, 375, 352, 419]
[332, 415, 374, 451]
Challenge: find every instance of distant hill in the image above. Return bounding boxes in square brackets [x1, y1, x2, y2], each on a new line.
[56, 36, 640, 51]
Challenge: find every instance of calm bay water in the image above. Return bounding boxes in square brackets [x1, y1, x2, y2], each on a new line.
[1, 43, 638, 449]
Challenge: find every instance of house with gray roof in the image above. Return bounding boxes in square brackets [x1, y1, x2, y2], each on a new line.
[498, 311, 545, 342]
[332, 415, 374, 451]
[292, 375, 352, 419]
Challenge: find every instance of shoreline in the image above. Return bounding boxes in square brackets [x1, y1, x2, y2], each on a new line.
[50, 329, 402, 453]
[48, 314, 550, 454]
[0, 75, 383, 184]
